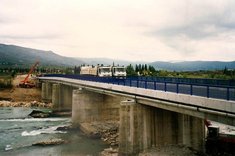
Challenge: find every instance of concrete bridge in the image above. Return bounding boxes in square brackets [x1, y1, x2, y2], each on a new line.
[39, 76, 235, 155]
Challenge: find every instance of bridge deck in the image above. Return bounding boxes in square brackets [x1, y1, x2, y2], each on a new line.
[39, 76, 235, 126]
[43, 74, 235, 101]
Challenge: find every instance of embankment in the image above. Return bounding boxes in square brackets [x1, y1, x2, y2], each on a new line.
[0, 75, 41, 102]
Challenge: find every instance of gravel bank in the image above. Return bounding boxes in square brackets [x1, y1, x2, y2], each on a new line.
[139, 145, 206, 156]
[0, 100, 52, 108]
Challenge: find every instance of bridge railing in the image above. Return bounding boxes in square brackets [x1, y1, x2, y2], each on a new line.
[43, 74, 235, 101]
[121, 78, 235, 101]
[126, 76, 235, 87]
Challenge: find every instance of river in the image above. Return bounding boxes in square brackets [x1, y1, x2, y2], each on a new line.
[0, 107, 108, 156]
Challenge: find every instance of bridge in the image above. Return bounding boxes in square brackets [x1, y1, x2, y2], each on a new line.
[39, 75, 235, 155]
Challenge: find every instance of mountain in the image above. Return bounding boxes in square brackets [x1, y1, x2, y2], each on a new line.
[149, 61, 235, 71]
[0, 43, 145, 68]
[0, 43, 83, 67]
[1, 43, 235, 71]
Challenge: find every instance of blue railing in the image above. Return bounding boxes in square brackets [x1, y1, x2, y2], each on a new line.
[43, 74, 235, 101]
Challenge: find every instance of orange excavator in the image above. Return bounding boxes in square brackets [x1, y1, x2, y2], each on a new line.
[19, 61, 39, 88]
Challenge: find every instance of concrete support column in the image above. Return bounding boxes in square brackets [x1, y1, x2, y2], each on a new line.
[102, 95, 123, 121]
[41, 82, 52, 102]
[142, 105, 152, 150]
[72, 89, 123, 126]
[72, 89, 104, 126]
[61, 84, 73, 111]
[119, 103, 205, 155]
[152, 109, 205, 151]
[178, 114, 205, 151]
[119, 99, 144, 155]
[52, 84, 73, 111]
[41, 83, 46, 101]
[154, 109, 180, 146]
[52, 84, 61, 110]
[35, 79, 41, 88]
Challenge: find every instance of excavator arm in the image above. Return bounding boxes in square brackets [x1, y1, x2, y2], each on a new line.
[19, 61, 39, 88]
[21, 61, 39, 83]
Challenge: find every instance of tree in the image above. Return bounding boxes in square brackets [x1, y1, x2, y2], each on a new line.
[144, 64, 148, 71]
[74, 66, 81, 74]
[148, 65, 156, 73]
[138, 64, 142, 71]
[141, 64, 144, 71]
[11, 70, 17, 77]
[126, 64, 137, 76]
[135, 64, 139, 73]
[223, 66, 228, 75]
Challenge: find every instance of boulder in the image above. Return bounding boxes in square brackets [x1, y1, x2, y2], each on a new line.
[28, 110, 51, 118]
[50, 111, 72, 117]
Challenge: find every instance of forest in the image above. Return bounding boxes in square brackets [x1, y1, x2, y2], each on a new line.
[125, 64, 235, 80]
[0, 63, 235, 88]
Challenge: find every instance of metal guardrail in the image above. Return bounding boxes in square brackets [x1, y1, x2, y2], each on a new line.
[43, 74, 235, 101]
[130, 76, 235, 87]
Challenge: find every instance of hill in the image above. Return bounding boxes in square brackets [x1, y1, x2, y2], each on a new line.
[1, 43, 235, 71]
[0, 43, 83, 68]
[149, 61, 235, 71]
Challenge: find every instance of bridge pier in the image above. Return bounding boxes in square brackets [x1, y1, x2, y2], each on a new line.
[178, 114, 205, 151]
[72, 89, 122, 126]
[52, 84, 60, 110]
[119, 100, 147, 155]
[72, 89, 103, 125]
[61, 84, 73, 111]
[119, 100, 205, 155]
[41, 82, 52, 102]
[52, 83, 73, 111]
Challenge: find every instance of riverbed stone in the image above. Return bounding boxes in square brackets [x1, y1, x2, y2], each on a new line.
[32, 138, 67, 146]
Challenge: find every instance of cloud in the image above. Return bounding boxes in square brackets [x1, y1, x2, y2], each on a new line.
[135, 0, 235, 60]
[0, 0, 235, 61]
[150, 2, 235, 40]
[153, 19, 235, 40]
[0, 18, 9, 24]
[0, 13, 17, 24]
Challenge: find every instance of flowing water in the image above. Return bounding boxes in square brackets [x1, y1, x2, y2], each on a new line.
[0, 107, 108, 156]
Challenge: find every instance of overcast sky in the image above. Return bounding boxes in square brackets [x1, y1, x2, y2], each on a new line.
[1, 0, 235, 62]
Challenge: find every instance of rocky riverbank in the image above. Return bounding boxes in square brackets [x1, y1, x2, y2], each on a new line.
[32, 138, 68, 146]
[100, 147, 118, 156]
[79, 121, 119, 156]
[139, 145, 206, 156]
[80, 121, 119, 145]
[0, 100, 52, 108]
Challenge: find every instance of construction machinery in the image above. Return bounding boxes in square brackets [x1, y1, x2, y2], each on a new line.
[19, 61, 39, 88]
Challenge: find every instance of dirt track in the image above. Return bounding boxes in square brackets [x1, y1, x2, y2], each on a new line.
[0, 75, 41, 102]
